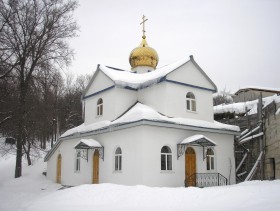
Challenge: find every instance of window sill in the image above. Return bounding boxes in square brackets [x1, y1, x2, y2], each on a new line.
[113, 170, 122, 174]
[160, 170, 175, 174]
[206, 170, 216, 172]
[186, 110, 197, 114]
[74, 171, 81, 174]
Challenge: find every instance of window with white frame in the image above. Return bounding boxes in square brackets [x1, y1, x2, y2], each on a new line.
[206, 148, 215, 170]
[114, 147, 122, 171]
[97, 98, 103, 116]
[161, 146, 172, 171]
[75, 151, 81, 172]
[186, 92, 196, 112]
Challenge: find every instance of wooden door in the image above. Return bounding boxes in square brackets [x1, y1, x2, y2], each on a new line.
[93, 150, 99, 184]
[185, 147, 196, 186]
[56, 154, 62, 184]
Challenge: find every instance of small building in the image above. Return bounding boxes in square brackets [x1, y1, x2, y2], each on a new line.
[214, 93, 280, 181]
[45, 18, 239, 187]
[233, 86, 280, 103]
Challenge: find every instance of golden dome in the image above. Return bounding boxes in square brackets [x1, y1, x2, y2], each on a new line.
[129, 36, 159, 69]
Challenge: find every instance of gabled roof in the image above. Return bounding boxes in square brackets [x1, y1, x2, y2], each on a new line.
[83, 55, 217, 97]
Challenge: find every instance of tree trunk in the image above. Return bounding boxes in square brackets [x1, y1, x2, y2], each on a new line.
[15, 81, 27, 178]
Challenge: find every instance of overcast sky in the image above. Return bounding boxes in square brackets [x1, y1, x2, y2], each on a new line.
[68, 0, 280, 92]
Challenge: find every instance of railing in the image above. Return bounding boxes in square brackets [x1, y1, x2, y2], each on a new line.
[185, 173, 228, 188]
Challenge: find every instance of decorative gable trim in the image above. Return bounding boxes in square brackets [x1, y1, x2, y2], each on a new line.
[165, 79, 216, 92]
[83, 85, 115, 100]
[189, 55, 217, 92]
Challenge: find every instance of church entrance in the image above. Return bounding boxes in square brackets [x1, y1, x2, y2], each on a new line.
[185, 147, 196, 186]
[56, 154, 62, 184]
[92, 150, 99, 184]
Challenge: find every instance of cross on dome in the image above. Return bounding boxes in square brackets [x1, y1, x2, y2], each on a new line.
[140, 15, 148, 39]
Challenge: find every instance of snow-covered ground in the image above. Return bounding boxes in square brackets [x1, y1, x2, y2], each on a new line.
[1, 152, 280, 211]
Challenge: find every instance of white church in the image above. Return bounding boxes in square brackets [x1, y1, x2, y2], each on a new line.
[45, 17, 239, 187]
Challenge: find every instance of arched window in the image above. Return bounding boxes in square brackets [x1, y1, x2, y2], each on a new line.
[115, 147, 122, 171]
[75, 151, 81, 172]
[186, 92, 196, 112]
[97, 98, 103, 116]
[161, 146, 172, 171]
[206, 148, 215, 170]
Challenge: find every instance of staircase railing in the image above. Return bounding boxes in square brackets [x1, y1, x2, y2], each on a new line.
[185, 173, 228, 188]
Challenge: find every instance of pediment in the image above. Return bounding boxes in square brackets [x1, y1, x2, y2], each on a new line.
[83, 66, 115, 98]
[166, 57, 217, 92]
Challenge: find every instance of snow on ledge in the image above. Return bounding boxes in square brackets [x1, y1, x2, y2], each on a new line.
[214, 94, 280, 115]
[181, 134, 217, 145]
[61, 103, 239, 139]
[74, 139, 102, 148]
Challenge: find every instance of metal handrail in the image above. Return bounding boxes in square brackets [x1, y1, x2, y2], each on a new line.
[185, 173, 228, 187]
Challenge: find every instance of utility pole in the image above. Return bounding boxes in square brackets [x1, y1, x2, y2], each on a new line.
[258, 92, 264, 180]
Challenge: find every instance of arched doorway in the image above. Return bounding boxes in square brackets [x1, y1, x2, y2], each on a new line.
[56, 154, 62, 184]
[185, 147, 196, 186]
[92, 150, 99, 184]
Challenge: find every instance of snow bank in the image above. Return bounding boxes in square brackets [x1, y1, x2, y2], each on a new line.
[0, 156, 60, 211]
[1, 155, 280, 211]
[25, 181, 280, 211]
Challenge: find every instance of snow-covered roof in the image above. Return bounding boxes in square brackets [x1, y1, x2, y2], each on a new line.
[98, 57, 189, 90]
[74, 139, 102, 149]
[214, 94, 280, 115]
[61, 103, 239, 139]
[181, 135, 216, 146]
[235, 86, 280, 95]
[83, 55, 217, 94]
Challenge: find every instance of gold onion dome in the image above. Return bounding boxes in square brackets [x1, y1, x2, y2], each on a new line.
[129, 35, 159, 69]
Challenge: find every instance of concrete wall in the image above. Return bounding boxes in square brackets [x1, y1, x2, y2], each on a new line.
[264, 102, 280, 180]
[47, 125, 236, 187]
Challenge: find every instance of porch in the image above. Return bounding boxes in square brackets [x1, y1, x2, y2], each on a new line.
[185, 173, 228, 188]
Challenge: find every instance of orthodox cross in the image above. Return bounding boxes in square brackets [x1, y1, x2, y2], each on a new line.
[140, 15, 148, 38]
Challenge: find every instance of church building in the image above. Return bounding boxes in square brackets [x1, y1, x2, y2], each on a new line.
[45, 16, 239, 187]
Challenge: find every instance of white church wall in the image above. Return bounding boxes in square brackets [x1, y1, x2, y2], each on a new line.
[47, 138, 94, 186]
[47, 125, 236, 187]
[138, 83, 167, 115]
[98, 125, 237, 187]
[84, 87, 137, 124]
[164, 82, 214, 122]
[138, 81, 214, 122]
[166, 61, 216, 91]
[98, 127, 145, 185]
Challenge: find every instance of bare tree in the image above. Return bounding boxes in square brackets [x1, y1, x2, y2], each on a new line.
[0, 0, 78, 178]
[213, 88, 233, 106]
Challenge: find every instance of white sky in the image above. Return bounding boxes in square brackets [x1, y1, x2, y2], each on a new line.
[68, 0, 280, 92]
